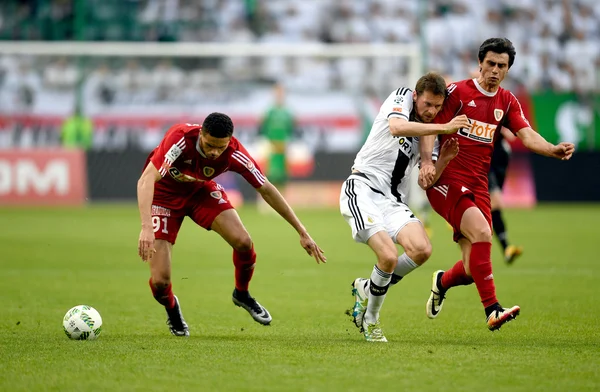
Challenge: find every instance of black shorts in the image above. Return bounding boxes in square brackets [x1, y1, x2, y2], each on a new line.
[488, 165, 507, 192]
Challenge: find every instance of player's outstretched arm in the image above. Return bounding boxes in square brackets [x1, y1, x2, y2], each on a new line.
[389, 115, 470, 137]
[418, 137, 459, 190]
[256, 180, 326, 264]
[517, 127, 575, 161]
[137, 163, 162, 262]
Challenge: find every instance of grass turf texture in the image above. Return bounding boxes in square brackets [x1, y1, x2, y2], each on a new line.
[1, 204, 599, 391]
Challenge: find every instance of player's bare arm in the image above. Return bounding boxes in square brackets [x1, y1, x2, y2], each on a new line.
[137, 162, 162, 262]
[388, 115, 470, 137]
[517, 127, 575, 161]
[419, 135, 436, 188]
[418, 138, 459, 190]
[256, 180, 326, 264]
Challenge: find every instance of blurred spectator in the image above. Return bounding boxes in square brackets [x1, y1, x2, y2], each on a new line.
[0, 0, 597, 95]
[152, 59, 184, 101]
[2, 58, 41, 112]
[43, 57, 79, 91]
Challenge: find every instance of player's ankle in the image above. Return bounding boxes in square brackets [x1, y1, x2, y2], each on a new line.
[484, 303, 502, 318]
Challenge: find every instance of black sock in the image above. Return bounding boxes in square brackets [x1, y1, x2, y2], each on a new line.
[485, 302, 502, 318]
[491, 209, 508, 251]
[390, 273, 403, 286]
[233, 288, 250, 299]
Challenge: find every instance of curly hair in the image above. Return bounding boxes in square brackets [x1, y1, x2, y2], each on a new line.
[202, 112, 234, 138]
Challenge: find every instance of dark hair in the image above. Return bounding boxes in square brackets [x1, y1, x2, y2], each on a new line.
[202, 112, 234, 138]
[478, 38, 516, 68]
[415, 72, 447, 97]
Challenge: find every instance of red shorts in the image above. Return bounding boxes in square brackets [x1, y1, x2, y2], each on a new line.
[151, 181, 234, 245]
[426, 183, 491, 242]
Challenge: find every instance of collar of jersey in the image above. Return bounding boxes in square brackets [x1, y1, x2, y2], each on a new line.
[472, 78, 498, 97]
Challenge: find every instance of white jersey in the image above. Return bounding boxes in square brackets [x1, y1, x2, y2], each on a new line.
[352, 87, 439, 204]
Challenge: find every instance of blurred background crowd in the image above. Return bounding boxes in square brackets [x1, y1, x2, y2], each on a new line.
[0, 0, 598, 99]
[0, 0, 598, 205]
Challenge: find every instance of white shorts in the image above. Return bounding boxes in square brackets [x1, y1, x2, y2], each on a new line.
[340, 174, 420, 244]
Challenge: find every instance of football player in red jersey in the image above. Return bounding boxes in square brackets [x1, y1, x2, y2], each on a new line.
[137, 112, 326, 336]
[419, 38, 574, 331]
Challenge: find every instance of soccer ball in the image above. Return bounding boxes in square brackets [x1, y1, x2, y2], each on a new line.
[63, 305, 103, 340]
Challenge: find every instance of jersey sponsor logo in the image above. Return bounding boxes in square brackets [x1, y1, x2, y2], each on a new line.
[168, 167, 205, 183]
[458, 119, 496, 143]
[210, 191, 222, 199]
[397, 137, 414, 156]
[151, 205, 171, 217]
[203, 166, 215, 177]
[392, 107, 403, 113]
[165, 144, 183, 162]
[468, 100, 477, 107]
[393, 95, 404, 104]
[494, 109, 504, 122]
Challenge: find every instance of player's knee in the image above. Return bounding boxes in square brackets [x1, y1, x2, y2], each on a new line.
[471, 226, 492, 243]
[376, 251, 398, 272]
[230, 233, 253, 252]
[150, 275, 171, 289]
[407, 240, 432, 264]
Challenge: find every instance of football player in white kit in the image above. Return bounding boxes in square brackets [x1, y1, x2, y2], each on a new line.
[340, 72, 470, 342]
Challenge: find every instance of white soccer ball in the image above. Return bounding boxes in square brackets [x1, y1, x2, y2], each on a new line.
[63, 305, 103, 340]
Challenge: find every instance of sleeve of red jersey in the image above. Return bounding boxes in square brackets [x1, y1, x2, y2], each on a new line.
[229, 142, 267, 188]
[434, 83, 463, 124]
[504, 93, 532, 134]
[150, 125, 187, 178]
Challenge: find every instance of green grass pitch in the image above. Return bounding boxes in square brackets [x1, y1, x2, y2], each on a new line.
[1, 204, 599, 391]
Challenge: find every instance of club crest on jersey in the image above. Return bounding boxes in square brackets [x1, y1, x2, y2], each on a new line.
[203, 166, 215, 177]
[210, 191, 222, 199]
[458, 119, 496, 144]
[494, 109, 504, 122]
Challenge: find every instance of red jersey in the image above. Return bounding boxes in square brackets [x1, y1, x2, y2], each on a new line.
[146, 123, 266, 209]
[434, 79, 531, 193]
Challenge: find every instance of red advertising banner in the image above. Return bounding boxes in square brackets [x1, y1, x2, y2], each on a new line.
[0, 149, 87, 205]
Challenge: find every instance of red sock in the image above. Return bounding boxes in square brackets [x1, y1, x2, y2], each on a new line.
[149, 278, 176, 309]
[469, 242, 498, 308]
[233, 245, 256, 291]
[441, 260, 474, 290]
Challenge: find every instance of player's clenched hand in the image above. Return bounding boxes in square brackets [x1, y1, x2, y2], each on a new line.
[444, 115, 471, 134]
[551, 142, 575, 161]
[299, 232, 326, 264]
[440, 137, 459, 161]
[138, 228, 156, 262]
[419, 163, 436, 189]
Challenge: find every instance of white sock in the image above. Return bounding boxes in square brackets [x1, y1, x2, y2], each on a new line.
[365, 265, 391, 324]
[393, 253, 419, 279]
